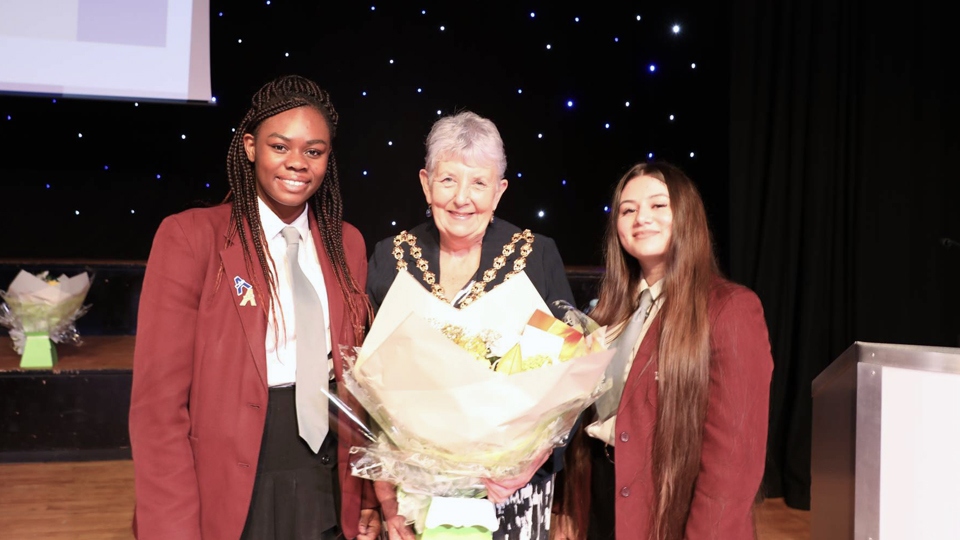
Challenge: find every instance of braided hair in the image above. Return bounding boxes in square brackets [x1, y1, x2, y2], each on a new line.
[222, 74, 369, 342]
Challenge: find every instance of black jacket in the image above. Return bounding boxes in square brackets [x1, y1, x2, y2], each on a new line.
[365, 218, 576, 481]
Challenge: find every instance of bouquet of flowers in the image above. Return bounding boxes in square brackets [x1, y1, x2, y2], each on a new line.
[0, 270, 93, 367]
[340, 270, 613, 539]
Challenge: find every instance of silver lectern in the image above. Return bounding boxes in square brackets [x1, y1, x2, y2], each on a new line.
[811, 341, 960, 540]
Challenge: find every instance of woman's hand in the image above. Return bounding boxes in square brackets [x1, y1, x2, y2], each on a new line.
[481, 449, 552, 504]
[356, 508, 382, 540]
[374, 480, 417, 540]
[382, 514, 416, 540]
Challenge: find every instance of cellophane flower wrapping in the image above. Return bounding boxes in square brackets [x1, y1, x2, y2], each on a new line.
[0, 270, 93, 354]
[342, 270, 613, 530]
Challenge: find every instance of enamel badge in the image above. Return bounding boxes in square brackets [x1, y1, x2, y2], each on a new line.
[234, 276, 251, 296]
[234, 276, 256, 307]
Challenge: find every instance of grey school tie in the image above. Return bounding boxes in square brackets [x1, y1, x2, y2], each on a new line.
[595, 288, 655, 422]
[281, 226, 329, 453]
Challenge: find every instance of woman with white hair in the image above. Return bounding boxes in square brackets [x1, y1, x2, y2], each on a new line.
[366, 110, 576, 540]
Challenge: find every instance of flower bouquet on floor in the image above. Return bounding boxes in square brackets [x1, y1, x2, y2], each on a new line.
[341, 270, 613, 539]
[0, 270, 93, 368]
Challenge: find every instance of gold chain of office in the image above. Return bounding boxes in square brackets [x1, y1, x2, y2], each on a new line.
[392, 229, 535, 307]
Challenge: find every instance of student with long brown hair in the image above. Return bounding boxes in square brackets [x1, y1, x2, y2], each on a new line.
[562, 161, 772, 540]
[129, 75, 379, 540]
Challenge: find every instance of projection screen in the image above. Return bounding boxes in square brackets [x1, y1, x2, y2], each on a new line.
[0, 0, 212, 103]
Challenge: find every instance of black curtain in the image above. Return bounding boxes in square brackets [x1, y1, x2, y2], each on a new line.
[728, 0, 959, 510]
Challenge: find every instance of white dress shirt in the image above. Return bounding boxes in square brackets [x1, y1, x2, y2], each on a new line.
[258, 198, 332, 387]
[587, 278, 664, 446]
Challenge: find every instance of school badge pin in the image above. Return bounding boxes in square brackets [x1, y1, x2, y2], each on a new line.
[234, 276, 256, 307]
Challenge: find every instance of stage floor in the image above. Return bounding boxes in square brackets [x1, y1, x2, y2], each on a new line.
[0, 459, 811, 539]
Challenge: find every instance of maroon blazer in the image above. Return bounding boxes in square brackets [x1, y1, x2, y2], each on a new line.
[129, 203, 376, 540]
[613, 279, 773, 539]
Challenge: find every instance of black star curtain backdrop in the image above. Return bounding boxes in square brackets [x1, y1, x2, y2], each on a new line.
[0, 1, 729, 266]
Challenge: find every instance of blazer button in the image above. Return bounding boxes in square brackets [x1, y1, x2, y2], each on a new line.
[320, 454, 331, 465]
[619, 431, 629, 443]
[620, 486, 630, 497]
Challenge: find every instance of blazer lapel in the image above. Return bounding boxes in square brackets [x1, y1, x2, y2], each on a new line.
[220, 228, 269, 389]
[618, 313, 662, 413]
[308, 211, 346, 379]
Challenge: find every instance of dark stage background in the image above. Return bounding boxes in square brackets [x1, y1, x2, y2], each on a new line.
[0, 1, 729, 267]
[2, 0, 959, 514]
[730, 0, 960, 511]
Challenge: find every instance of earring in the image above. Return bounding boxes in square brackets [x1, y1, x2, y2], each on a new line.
[490, 212, 495, 224]
[425, 205, 432, 218]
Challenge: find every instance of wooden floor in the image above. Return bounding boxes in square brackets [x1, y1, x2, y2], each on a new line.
[0, 460, 810, 539]
[755, 496, 811, 540]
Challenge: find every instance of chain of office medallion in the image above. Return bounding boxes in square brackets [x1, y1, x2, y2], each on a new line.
[392, 229, 535, 306]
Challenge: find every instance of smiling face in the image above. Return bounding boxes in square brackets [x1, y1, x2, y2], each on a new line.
[617, 174, 673, 283]
[243, 106, 331, 223]
[420, 158, 508, 249]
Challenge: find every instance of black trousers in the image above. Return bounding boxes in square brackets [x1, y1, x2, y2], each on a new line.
[588, 437, 616, 540]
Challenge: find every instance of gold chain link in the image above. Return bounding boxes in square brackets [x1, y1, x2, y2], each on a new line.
[392, 229, 535, 306]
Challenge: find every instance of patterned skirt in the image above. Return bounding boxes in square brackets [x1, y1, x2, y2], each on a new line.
[493, 473, 555, 540]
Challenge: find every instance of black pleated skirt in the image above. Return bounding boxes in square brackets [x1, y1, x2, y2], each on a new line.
[240, 386, 341, 540]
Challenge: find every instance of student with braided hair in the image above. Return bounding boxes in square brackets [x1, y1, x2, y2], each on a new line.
[129, 75, 381, 540]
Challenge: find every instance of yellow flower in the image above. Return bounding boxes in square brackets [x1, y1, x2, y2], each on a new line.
[521, 354, 553, 372]
[431, 320, 499, 368]
[439, 323, 465, 343]
[459, 335, 490, 364]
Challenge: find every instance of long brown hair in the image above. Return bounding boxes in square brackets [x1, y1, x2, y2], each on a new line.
[221, 74, 370, 342]
[591, 161, 719, 539]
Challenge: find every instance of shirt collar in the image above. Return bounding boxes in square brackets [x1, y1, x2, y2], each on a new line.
[257, 197, 311, 242]
[638, 277, 664, 302]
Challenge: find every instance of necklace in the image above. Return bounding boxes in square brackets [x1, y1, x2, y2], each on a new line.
[393, 229, 535, 306]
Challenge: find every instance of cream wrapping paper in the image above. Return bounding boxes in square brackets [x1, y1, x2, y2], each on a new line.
[343, 270, 614, 532]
